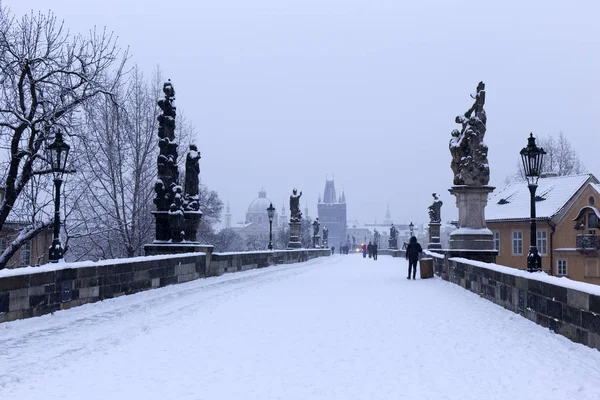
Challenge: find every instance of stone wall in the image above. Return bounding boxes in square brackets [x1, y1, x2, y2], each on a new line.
[0, 249, 329, 323]
[428, 251, 600, 351]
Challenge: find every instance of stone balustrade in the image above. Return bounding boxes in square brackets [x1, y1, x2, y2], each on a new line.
[0, 248, 330, 323]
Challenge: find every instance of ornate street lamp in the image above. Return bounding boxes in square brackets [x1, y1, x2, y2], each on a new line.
[267, 202, 275, 250]
[46, 130, 71, 263]
[520, 133, 546, 272]
[409, 221, 414, 237]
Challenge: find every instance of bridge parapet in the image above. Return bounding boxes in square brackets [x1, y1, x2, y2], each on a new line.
[0, 249, 330, 324]
[425, 250, 600, 352]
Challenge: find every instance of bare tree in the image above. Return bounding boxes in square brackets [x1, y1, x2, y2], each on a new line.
[245, 233, 269, 251]
[505, 132, 586, 184]
[212, 228, 244, 252]
[0, 7, 127, 268]
[65, 66, 223, 261]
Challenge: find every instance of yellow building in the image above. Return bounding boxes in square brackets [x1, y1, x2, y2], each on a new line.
[486, 173, 600, 284]
[0, 221, 52, 268]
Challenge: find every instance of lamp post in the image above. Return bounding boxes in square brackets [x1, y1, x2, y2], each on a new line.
[267, 202, 275, 250]
[46, 130, 71, 263]
[520, 133, 546, 272]
[409, 221, 414, 238]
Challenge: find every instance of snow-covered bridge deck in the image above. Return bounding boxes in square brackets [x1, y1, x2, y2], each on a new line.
[2, 255, 600, 399]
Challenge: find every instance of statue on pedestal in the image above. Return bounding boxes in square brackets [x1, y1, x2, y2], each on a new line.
[428, 193, 443, 223]
[289, 188, 303, 222]
[449, 81, 490, 186]
[322, 226, 329, 244]
[184, 144, 201, 211]
[313, 218, 320, 237]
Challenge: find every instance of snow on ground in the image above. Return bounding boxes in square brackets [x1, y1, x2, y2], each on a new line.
[2, 255, 600, 400]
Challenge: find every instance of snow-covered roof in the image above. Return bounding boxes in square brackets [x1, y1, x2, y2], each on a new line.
[485, 174, 596, 222]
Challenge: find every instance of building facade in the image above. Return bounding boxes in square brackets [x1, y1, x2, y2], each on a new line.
[0, 222, 52, 268]
[317, 178, 347, 248]
[485, 173, 600, 285]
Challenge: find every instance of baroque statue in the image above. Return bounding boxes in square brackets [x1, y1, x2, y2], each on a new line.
[449, 81, 490, 186]
[389, 224, 398, 240]
[313, 218, 320, 237]
[428, 193, 443, 223]
[289, 188, 303, 222]
[322, 226, 329, 242]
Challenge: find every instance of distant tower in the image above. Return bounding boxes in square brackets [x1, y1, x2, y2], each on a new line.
[317, 176, 347, 247]
[280, 203, 287, 226]
[224, 200, 232, 229]
[383, 202, 392, 225]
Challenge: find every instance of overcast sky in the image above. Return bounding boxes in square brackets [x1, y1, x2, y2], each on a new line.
[8, 0, 600, 225]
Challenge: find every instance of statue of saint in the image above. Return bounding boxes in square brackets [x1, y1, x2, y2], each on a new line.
[289, 188, 303, 222]
[390, 224, 397, 239]
[322, 226, 329, 241]
[449, 81, 490, 186]
[313, 218, 320, 237]
[428, 193, 443, 223]
[184, 144, 200, 197]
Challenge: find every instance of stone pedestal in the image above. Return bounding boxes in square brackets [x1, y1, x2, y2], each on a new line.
[313, 235, 321, 248]
[183, 211, 203, 242]
[428, 222, 442, 250]
[388, 238, 398, 250]
[448, 185, 497, 262]
[288, 221, 302, 249]
[152, 211, 170, 241]
[144, 243, 213, 257]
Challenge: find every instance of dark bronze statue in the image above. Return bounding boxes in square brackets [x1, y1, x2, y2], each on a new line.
[449, 81, 490, 186]
[184, 144, 200, 197]
[322, 225, 329, 242]
[313, 218, 320, 237]
[428, 193, 443, 223]
[289, 188, 303, 222]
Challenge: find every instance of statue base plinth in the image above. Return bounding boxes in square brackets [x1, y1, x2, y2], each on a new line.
[313, 235, 321, 248]
[448, 185, 497, 263]
[288, 221, 302, 249]
[428, 222, 442, 250]
[144, 243, 213, 257]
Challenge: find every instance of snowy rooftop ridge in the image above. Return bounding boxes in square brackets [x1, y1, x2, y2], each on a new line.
[484, 173, 597, 222]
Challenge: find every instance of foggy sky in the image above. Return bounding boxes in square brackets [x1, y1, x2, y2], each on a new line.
[8, 0, 600, 226]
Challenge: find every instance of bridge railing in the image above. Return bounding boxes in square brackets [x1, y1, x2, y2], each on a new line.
[424, 250, 600, 352]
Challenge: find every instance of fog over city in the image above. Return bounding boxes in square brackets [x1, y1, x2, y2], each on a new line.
[9, 0, 599, 225]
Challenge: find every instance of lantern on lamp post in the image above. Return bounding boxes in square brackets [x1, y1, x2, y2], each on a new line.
[46, 131, 71, 263]
[267, 203, 275, 250]
[520, 133, 546, 272]
[409, 221, 414, 238]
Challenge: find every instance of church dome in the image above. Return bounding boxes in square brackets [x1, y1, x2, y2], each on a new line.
[247, 189, 272, 213]
[246, 189, 278, 225]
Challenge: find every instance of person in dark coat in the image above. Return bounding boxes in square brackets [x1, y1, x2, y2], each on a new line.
[405, 236, 422, 279]
[331, 246, 335, 255]
[367, 242, 373, 258]
[361, 243, 367, 258]
[372, 242, 378, 260]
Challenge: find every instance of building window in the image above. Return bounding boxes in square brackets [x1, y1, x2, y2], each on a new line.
[587, 213, 598, 230]
[493, 231, 500, 254]
[512, 231, 523, 255]
[557, 260, 567, 276]
[20, 240, 31, 267]
[536, 230, 547, 256]
[589, 196, 596, 206]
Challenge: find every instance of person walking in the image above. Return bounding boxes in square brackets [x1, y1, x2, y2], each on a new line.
[367, 242, 373, 258]
[372, 242, 378, 260]
[405, 236, 422, 279]
[361, 243, 367, 258]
